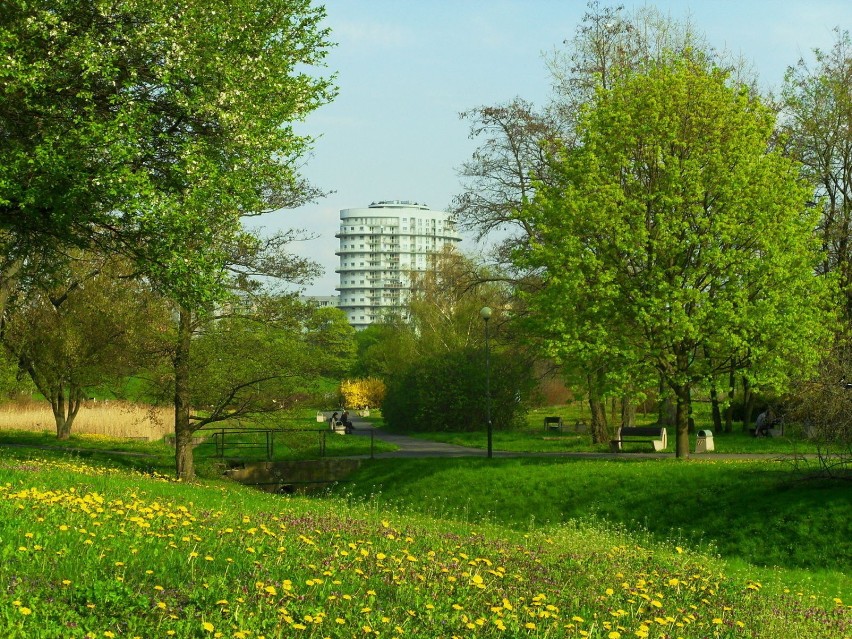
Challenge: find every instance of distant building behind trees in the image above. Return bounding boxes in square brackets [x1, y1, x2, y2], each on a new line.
[335, 200, 461, 329]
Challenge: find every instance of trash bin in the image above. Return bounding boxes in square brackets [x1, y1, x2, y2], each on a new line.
[695, 429, 714, 453]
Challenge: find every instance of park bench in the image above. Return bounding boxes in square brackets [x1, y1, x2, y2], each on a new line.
[543, 416, 563, 432]
[610, 426, 668, 452]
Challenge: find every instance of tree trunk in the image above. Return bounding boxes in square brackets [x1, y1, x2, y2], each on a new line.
[742, 376, 755, 432]
[174, 307, 195, 481]
[50, 386, 73, 440]
[687, 386, 695, 433]
[673, 383, 691, 458]
[657, 374, 675, 426]
[50, 385, 83, 440]
[621, 398, 636, 427]
[709, 384, 722, 432]
[724, 369, 735, 433]
[587, 371, 608, 443]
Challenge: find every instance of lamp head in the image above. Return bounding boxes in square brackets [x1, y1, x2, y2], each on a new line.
[480, 306, 492, 321]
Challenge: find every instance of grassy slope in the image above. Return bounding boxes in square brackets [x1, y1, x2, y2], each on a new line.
[332, 457, 852, 599]
[0, 450, 849, 638]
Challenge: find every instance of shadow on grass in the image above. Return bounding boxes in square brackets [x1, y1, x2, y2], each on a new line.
[331, 456, 851, 574]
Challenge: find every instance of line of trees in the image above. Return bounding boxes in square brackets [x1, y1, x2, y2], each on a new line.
[329, 4, 850, 468]
[449, 2, 849, 460]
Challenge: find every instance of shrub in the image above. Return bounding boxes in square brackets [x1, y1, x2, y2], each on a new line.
[339, 377, 386, 409]
[382, 347, 532, 432]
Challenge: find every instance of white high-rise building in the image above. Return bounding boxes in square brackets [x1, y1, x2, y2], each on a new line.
[336, 200, 461, 329]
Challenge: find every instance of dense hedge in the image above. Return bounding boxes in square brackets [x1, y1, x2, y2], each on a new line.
[382, 347, 533, 432]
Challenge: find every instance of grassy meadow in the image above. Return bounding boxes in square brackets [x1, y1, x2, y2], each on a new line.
[0, 449, 849, 639]
[0, 400, 849, 637]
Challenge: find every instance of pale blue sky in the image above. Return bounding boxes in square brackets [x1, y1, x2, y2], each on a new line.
[260, 0, 852, 295]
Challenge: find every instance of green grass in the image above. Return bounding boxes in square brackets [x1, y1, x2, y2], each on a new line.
[0, 405, 848, 637]
[392, 403, 828, 455]
[331, 457, 852, 601]
[408, 426, 823, 454]
[0, 451, 848, 638]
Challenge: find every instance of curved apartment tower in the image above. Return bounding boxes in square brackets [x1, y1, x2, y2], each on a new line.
[336, 200, 461, 329]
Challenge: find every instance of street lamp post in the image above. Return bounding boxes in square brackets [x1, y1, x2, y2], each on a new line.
[480, 306, 493, 458]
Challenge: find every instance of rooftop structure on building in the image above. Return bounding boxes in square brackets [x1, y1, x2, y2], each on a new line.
[336, 200, 461, 329]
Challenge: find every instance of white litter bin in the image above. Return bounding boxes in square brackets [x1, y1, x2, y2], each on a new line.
[695, 429, 714, 453]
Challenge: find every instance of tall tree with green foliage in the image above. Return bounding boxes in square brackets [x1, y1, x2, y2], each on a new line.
[454, 3, 739, 441]
[164, 231, 353, 481]
[0, 0, 334, 309]
[520, 55, 833, 457]
[3, 0, 336, 476]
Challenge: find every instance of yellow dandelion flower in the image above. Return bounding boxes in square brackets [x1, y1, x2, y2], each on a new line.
[19, 607, 32, 616]
[202, 621, 214, 632]
[608, 632, 621, 639]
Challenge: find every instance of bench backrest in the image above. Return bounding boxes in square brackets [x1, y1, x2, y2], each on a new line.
[619, 426, 664, 437]
[544, 416, 562, 425]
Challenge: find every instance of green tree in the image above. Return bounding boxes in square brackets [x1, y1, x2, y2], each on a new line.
[166, 231, 351, 481]
[0, 0, 333, 311]
[0, 253, 170, 439]
[380, 249, 535, 434]
[520, 56, 832, 457]
[782, 29, 852, 319]
[172, 298, 352, 423]
[349, 322, 416, 380]
[454, 3, 736, 441]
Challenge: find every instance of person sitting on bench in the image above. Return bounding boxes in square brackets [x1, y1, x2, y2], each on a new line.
[754, 408, 776, 437]
[341, 410, 353, 434]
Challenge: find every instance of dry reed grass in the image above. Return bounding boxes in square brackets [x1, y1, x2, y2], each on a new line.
[0, 399, 173, 441]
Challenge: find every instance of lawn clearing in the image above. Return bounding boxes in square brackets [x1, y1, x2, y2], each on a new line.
[331, 456, 852, 601]
[0, 454, 847, 638]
